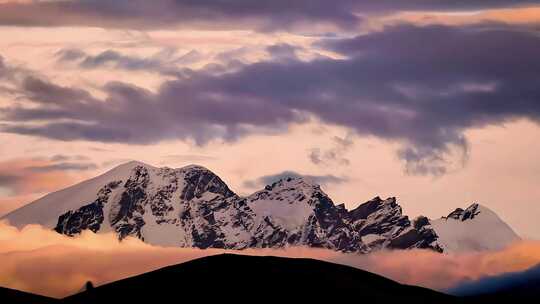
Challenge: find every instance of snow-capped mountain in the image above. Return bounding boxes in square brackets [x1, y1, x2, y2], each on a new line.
[431, 203, 520, 252]
[1, 161, 519, 253]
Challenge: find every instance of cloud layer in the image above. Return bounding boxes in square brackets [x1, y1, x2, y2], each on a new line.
[1, 221, 540, 298]
[0, 158, 84, 196]
[55, 48, 204, 75]
[243, 170, 347, 189]
[2, 23, 540, 174]
[0, 1, 537, 31]
[0, 158, 91, 215]
[448, 263, 540, 296]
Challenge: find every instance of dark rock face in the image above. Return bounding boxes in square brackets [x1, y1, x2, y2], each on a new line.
[389, 217, 442, 252]
[461, 203, 481, 221]
[345, 197, 441, 252]
[252, 216, 289, 248]
[311, 191, 364, 252]
[348, 197, 408, 235]
[109, 166, 150, 239]
[53, 164, 443, 253]
[180, 195, 256, 249]
[181, 167, 235, 201]
[388, 227, 442, 251]
[55, 181, 121, 236]
[414, 215, 430, 229]
[446, 208, 465, 220]
[54, 201, 104, 235]
[444, 203, 481, 221]
[348, 196, 385, 221]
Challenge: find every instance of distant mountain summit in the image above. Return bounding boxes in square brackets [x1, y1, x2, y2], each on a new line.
[432, 203, 520, 252]
[2, 161, 520, 253]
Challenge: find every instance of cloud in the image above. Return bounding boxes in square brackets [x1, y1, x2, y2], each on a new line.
[0, 173, 20, 188]
[266, 43, 302, 61]
[0, 158, 91, 216]
[1, 70, 303, 144]
[335, 241, 540, 291]
[0, 0, 361, 31]
[1, 220, 540, 299]
[26, 162, 98, 172]
[382, 6, 540, 29]
[448, 263, 540, 296]
[55, 48, 204, 75]
[309, 134, 354, 166]
[0, 54, 24, 83]
[0, 55, 7, 77]
[160, 154, 217, 164]
[397, 143, 469, 177]
[243, 170, 349, 189]
[0, 158, 81, 195]
[0, 1, 536, 31]
[55, 48, 86, 62]
[2, 23, 540, 174]
[50, 154, 90, 162]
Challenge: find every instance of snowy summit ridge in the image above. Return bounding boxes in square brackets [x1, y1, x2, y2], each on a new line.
[2, 161, 520, 253]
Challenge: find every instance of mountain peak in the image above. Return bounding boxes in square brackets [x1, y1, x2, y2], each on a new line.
[178, 164, 211, 172]
[110, 161, 210, 175]
[247, 174, 364, 252]
[264, 175, 321, 192]
[2, 162, 519, 254]
[102, 161, 156, 180]
[443, 203, 487, 221]
[348, 196, 398, 221]
[432, 203, 520, 252]
[112, 160, 154, 170]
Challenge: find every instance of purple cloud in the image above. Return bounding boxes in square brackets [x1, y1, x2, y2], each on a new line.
[0, 1, 536, 31]
[2, 23, 540, 174]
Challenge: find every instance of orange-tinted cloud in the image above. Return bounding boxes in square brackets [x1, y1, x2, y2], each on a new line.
[0, 158, 74, 194]
[0, 158, 88, 215]
[331, 243, 540, 291]
[1, 220, 540, 298]
[379, 6, 540, 28]
[0, 221, 223, 298]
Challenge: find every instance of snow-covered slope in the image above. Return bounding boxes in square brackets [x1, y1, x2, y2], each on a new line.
[1, 161, 519, 253]
[3, 161, 147, 228]
[431, 203, 520, 252]
[246, 177, 365, 252]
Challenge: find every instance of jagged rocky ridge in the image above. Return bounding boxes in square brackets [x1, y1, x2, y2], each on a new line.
[3, 161, 519, 253]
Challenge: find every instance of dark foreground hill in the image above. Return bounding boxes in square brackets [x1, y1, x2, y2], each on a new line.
[62, 254, 454, 303]
[7, 254, 539, 303]
[0, 286, 58, 304]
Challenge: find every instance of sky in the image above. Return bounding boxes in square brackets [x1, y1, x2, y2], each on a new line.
[0, 0, 539, 240]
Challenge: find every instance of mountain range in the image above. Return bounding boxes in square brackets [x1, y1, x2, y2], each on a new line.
[2, 161, 520, 253]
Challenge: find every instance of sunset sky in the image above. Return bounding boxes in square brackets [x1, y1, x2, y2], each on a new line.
[0, 0, 539, 240]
